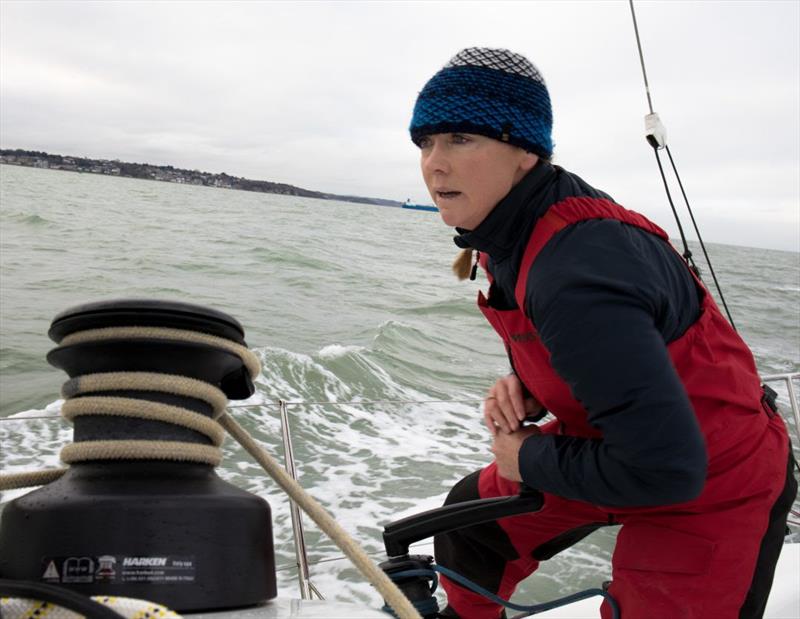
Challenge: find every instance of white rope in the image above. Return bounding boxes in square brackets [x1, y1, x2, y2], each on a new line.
[0, 468, 67, 491]
[62, 397, 225, 445]
[60, 440, 222, 466]
[63, 371, 228, 417]
[60, 326, 261, 379]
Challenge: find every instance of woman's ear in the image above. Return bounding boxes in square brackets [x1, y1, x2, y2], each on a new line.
[521, 151, 539, 173]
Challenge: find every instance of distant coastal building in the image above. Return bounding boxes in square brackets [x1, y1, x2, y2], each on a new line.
[0, 148, 404, 209]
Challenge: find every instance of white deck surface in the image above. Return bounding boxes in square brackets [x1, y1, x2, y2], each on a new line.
[188, 543, 799, 618]
[187, 598, 389, 618]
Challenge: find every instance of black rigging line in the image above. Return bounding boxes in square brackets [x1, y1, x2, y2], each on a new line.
[665, 144, 738, 331]
[651, 147, 698, 275]
[627, 0, 738, 331]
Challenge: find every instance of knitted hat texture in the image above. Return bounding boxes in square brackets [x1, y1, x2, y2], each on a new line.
[409, 47, 553, 158]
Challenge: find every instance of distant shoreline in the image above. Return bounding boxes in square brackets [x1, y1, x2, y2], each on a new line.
[0, 148, 404, 208]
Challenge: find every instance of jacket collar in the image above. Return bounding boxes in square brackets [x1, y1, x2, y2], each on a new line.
[453, 160, 556, 260]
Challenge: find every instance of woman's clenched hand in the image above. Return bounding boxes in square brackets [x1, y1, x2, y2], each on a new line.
[484, 374, 543, 435]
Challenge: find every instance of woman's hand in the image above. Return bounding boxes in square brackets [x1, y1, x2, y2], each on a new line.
[492, 425, 541, 481]
[484, 374, 543, 435]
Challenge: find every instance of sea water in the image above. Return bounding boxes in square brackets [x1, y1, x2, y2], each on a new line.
[1, 164, 798, 609]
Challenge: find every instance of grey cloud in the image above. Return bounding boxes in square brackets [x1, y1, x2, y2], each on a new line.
[1, 0, 797, 250]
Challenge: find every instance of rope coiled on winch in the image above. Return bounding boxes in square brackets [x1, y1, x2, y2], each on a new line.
[53, 326, 259, 466]
[0, 323, 423, 619]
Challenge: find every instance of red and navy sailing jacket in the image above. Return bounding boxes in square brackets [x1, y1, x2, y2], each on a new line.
[456, 161, 785, 508]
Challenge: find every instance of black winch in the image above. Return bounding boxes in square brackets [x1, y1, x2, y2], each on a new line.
[0, 299, 277, 612]
[380, 489, 544, 617]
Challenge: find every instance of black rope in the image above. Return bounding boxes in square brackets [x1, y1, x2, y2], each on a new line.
[432, 564, 620, 619]
[630, 0, 695, 272]
[652, 146, 700, 276]
[629, 0, 738, 331]
[665, 145, 738, 331]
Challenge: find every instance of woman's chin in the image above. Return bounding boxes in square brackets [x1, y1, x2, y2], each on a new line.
[437, 206, 459, 228]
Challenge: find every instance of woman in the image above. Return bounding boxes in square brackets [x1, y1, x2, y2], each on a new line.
[409, 47, 795, 619]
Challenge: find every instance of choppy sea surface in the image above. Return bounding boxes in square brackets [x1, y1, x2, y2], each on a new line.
[1, 164, 798, 609]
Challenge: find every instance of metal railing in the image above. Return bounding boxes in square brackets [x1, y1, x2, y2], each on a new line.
[277, 399, 324, 600]
[762, 373, 800, 443]
[2, 372, 798, 600]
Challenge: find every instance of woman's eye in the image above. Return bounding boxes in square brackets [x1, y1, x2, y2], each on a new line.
[418, 137, 432, 149]
[451, 134, 469, 144]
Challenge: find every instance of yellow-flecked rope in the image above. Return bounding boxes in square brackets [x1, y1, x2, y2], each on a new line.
[1, 594, 182, 618]
[0, 325, 422, 619]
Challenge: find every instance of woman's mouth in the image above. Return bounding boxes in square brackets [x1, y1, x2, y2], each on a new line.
[436, 191, 461, 200]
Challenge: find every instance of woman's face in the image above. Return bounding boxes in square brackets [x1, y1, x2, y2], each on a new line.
[419, 133, 538, 230]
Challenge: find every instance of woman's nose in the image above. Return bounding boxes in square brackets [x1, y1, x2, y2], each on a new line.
[422, 142, 449, 176]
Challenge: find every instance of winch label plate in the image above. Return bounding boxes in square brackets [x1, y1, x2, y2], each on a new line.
[41, 555, 196, 584]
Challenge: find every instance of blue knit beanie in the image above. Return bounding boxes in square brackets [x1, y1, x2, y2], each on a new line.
[410, 47, 553, 159]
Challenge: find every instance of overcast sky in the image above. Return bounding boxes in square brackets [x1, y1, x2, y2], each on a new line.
[1, 1, 798, 251]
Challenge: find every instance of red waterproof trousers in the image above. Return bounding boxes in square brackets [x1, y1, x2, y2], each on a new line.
[438, 198, 794, 618]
